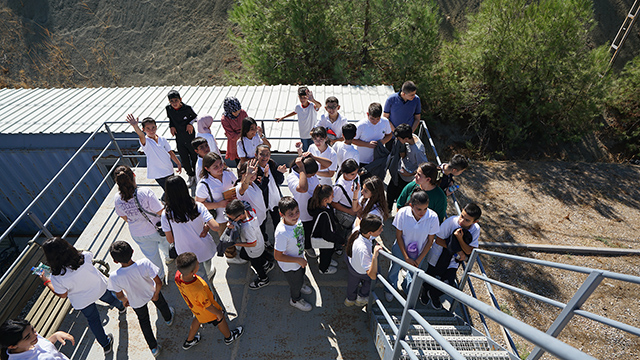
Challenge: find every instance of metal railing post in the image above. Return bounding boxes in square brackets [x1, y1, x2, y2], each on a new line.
[104, 123, 123, 158]
[390, 269, 425, 360]
[27, 212, 53, 240]
[528, 270, 605, 360]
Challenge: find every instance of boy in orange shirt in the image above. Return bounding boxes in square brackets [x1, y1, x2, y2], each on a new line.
[175, 252, 244, 350]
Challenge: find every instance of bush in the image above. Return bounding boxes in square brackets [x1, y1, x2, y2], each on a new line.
[432, 0, 610, 152]
[605, 56, 640, 158]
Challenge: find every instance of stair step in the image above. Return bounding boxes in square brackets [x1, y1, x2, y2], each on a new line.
[378, 314, 463, 326]
[380, 323, 473, 336]
[390, 335, 493, 352]
[400, 350, 512, 360]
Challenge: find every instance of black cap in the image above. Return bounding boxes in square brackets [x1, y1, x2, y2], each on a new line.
[167, 90, 180, 100]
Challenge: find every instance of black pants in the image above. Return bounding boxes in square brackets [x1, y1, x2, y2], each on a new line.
[421, 264, 458, 301]
[259, 208, 281, 245]
[387, 177, 410, 210]
[176, 133, 198, 177]
[239, 247, 268, 279]
[283, 267, 305, 301]
[318, 248, 335, 272]
[155, 175, 171, 201]
[132, 292, 172, 350]
[302, 220, 314, 250]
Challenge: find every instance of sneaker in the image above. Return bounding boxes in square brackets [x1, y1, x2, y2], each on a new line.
[224, 326, 244, 345]
[249, 277, 270, 290]
[226, 256, 248, 265]
[319, 266, 337, 275]
[344, 298, 357, 307]
[305, 248, 317, 258]
[300, 284, 312, 295]
[103, 333, 114, 355]
[182, 333, 201, 350]
[429, 292, 443, 310]
[289, 298, 312, 311]
[165, 307, 175, 326]
[355, 295, 368, 306]
[335, 249, 344, 257]
[330, 259, 338, 267]
[186, 175, 196, 187]
[263, 261, 275, 274]
[151, 345, 161, 358]
[384, 291, 394, 302]
[419, 292, 429, 306]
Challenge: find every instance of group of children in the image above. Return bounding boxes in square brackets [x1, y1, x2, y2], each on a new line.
[1, 85, 482, 359]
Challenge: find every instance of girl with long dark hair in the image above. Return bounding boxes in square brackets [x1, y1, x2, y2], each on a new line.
[344, 214, 383, 307]
[237, 117, 270, 166]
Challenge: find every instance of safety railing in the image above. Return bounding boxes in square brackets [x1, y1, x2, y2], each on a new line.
[458, 249, 640, 360]
[373, 250, 599, 360]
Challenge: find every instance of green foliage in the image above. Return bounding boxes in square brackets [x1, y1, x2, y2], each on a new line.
[228, 0, 440, 91]
[605, 56, 640, 158]
[432, 0, 610, 152]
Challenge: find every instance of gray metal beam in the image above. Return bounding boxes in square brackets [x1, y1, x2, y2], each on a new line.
[479, 242, 640, 256]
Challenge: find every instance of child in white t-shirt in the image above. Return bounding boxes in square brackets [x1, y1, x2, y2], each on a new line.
[108, 241, 174, 357]
[332, 123, 359, 174]
[225, 200, 274, 290]
[276, 86, 322, 151]
[0, 319, 75, 360]
[357, 176, 389, 224]
[345, 214, 384, 307]
[126, 114, 181, 196]
[274, 197, 314, 312]
[315, 96, 348, 144]
[191, 136, 219, 183]
[237, 117, 270, 166]
[195, 115, 221, 157]
[162, 175, 221, 282]
[352, 103, 392, 165]
[235, 159, 267, 225]
[308, 126, 337, 186]
[385, 190, 439, 302]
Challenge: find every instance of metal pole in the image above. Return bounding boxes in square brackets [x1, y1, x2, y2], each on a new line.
[27, 212, 53, 239]
[104, 123, 124, 158]
[390, 271, 425, 360]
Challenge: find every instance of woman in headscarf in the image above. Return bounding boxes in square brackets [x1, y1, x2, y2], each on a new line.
[221, 97, 248, 166]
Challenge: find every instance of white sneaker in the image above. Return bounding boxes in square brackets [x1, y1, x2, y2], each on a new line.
[344, 298, 357, 307]
[300, 284, 313, 295]
[226, 256, 248, 265]
[330, 259, 338, 267]
[356, 295, 368, 306]
[305, 248, 317, 258]
[289, 298, 312, 311]
[319, 266, 337, 275]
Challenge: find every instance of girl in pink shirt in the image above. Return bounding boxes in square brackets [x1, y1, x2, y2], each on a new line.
[221, 97, 248, 164]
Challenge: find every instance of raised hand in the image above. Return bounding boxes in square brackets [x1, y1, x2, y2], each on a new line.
[277, 164, 288, 173]
[126, 114, 139, 126]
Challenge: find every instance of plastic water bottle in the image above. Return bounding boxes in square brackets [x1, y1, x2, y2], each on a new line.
[406, 242, 419, 260]
[31, 262, 51, 277]
[448, 184, 459, 193]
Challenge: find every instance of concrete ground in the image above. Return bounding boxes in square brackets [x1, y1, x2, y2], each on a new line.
[54, 167, 391, 360]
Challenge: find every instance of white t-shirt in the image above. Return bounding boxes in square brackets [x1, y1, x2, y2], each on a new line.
[50, 252, 107, 310]
[236, 183, 267, 225]
[349, 234, 373, 275]
[7, 334, 69, 360]
[308, 144, 337, 186]
[392, 206, 440, 255]
[196, 157, 204, 183]
[195, 132, 221, 156]
[426, 216, 481, 269]
[316, 113, 348, 138]
[295, 103, 317, 139]
[238, 210, 265, 258]
[286, 171, 320, 222]
[161, 202, 216, 263]
[195, 171, 237, 223]
[359, 197, 383, 221]
[274, 220, 305, 272]
[114, 188, 164, 238]
[107, 258, 158, 309]
[354, 117, 392, 164]
[333, 176, 355, 208]
[140, 135, 174, 179]
[332, 142, 359, 174]
[261, 165, 281, 210]
[237, 135, 262, 159]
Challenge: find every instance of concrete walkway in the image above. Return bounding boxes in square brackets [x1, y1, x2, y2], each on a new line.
[53, 168, 386, 360]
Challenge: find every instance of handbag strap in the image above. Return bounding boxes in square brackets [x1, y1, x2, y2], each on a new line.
[311, 210, 333, 236]
[336, 184, 352, 207]
[200, 179, 215, 203]
[133, 189, 159, 228]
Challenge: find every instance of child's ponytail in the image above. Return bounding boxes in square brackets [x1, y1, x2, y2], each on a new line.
[345, 230, 360, 258]
[114, 165, 136, 201]
[347, 214, 384, 257]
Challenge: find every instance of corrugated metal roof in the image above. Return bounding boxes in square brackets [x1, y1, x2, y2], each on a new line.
[0, 85, 394, 152]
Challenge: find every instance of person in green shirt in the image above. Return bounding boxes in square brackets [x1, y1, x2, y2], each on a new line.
[396, 162, 447, 223]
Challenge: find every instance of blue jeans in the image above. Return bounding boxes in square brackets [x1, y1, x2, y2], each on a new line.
[386, 242, 427, 294]
[80, 290, 124, 347]
[132, 232, 168, 279]
[300, 138, 313, 151]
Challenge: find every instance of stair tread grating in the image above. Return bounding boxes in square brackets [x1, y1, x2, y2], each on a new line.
[380, 324, 473, 336]
[400, 350, 512, 360]
[378, 314, 463, 326]
[389, 335, 492, 352]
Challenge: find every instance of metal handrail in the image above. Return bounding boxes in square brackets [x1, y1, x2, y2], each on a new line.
[375, 250, 597, 360]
